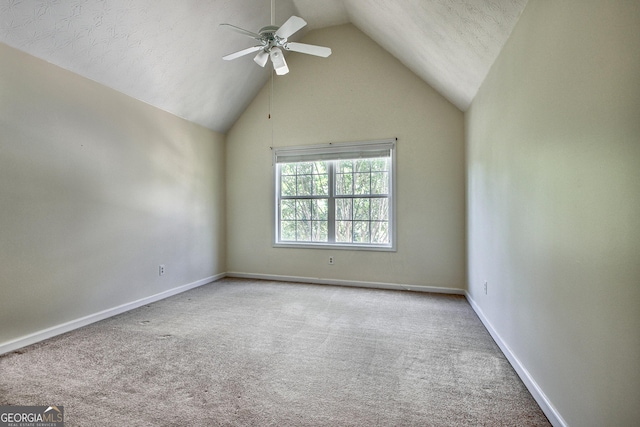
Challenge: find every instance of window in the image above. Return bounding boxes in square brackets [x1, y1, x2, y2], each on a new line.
[274, 139, 396, 251]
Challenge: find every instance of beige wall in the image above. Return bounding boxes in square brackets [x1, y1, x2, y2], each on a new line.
[466, 1, 640, 426]
[0, 43, 226, 347]
[226, 24, 466, 290]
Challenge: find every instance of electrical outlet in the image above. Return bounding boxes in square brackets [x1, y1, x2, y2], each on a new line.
[484, 281, 488, 295]
[159, 265, 165, 276]
[328, 256, 334, 265]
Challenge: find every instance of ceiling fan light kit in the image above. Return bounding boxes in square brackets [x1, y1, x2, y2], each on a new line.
[221, 2, 331, 76]
[269, 47, 289, 75]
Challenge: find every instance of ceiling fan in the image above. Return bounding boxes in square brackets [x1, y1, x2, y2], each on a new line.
[220, 0, 331, 75]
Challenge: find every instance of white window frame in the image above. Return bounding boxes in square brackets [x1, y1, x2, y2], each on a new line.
[273, 138, 397, 251]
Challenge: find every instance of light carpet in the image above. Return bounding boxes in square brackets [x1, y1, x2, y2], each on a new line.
[0, 278, 550, 426]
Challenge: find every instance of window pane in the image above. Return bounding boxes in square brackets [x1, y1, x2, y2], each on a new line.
[297, 175, 312, 196]
[336, 221, 352, 242]
[313, 199, 328, 220]
[298, 162, 313, 175]
[371, 221, 389, 244]
[281, 221, 296, 241]
[370, 198, 388, 221]
[281, 175, 297, 197]
[371, 172, 388, 194]
[355, 159, 371, 173]
[313, 161, 327, 174]
[353, 221, 370, 243]
[370, 158, 387, 172]
[281, 200, 296, 220]
[297, 220, 311, 241]
[353, 198, 370, 221]
[281, 163, 297, 175]
[336, 199, 352, 220]
[354, 172, 370, 195]
[296, 200, 312, 220]
[312, 220, 328, 242]
[335, 173, 353, 195]
[338, 160, 353, 174]
[313, 174, 328, 196]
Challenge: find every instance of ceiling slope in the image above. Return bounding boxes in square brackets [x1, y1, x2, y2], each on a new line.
[0, 0, 527, 133]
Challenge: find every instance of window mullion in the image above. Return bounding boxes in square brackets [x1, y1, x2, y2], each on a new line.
[328, 161, 336, 243]
[369, 171, 373, 244]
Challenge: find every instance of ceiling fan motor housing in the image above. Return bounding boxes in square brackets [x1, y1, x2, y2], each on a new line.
[259, 25, 283, 51]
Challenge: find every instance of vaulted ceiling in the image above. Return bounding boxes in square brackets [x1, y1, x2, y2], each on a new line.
[0, 0, 527, 133]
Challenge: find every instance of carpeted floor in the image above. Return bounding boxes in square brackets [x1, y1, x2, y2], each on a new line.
[0, 278, 550, 426]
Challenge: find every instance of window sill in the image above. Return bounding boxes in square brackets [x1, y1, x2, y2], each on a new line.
[273, 242, 396, 252]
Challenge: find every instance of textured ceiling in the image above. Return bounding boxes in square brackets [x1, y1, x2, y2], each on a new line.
[0, 0, 527, 133]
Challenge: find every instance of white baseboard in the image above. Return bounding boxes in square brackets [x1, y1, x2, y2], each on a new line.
[465, 293, 567, 427]
[0, 273, 225, 356]
[226, 271, 465, 295]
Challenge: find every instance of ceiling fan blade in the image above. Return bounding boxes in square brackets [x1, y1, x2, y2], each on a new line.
[269, 47, 289, 75]
[220, 23, 262, 40]
[254, 50, 269, 67]
[283, 42, 332, 58]
[223, 46, 263, 61]
[275, 16, 307, 39]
